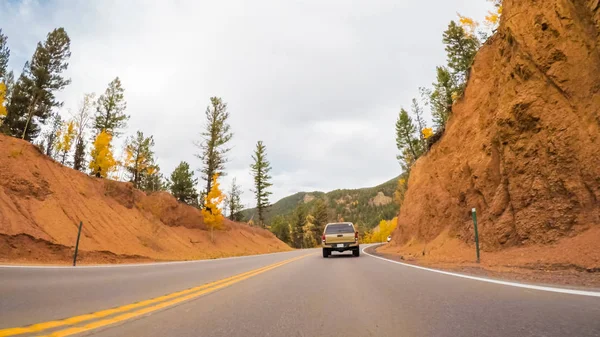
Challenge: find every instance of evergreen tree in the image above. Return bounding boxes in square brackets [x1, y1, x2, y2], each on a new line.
[270, 215, 291, 245]
[225, 178, 244, 221]
[169, 161, 199, 205]
[4, 28, 71, 140]
[140, 165, 166, 193]
[124, 131, 155, 189]
[194, 97, 233, 203]
[427, 66, 457, 129]
[94, 77, 128, 136]
[250, 140, 273, 227]
[395, 108, 419, 166]
[290, 204, 307, 248]
[411, 98, 427, 151]
[442, 20, 480, 86]
[73, 137, 86, 171]
[0, 29, 9, 80]
[311, 198, 329, 243]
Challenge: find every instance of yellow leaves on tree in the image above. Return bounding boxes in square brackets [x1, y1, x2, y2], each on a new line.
[89, 130, 116, 178]
[422, 128, 433, 140]
[201, 173, 225, 242]
[55, 120, 76, 164]
[362, 218, 398, 244]
[0, 82, 7, 121]
[458, 14, 479, 36]
[484, 1, 502, 29]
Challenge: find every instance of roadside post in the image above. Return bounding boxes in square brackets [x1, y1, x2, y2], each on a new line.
[73, 221, 83, 266]
[471, 208, 480, 263]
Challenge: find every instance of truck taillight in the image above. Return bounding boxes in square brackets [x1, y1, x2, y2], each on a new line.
[355, 231, 358, 241]
[322, 234, 326, 243]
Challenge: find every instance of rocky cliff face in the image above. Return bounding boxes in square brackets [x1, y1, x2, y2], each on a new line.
[392, 0, 600, 251]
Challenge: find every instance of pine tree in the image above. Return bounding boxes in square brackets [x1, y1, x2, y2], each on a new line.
[0, 29, 9, 80]
[194, 97, 233, 204]
[54, 119, 76, 165]
[395, 108, 420, 168]
[89, 130, 116, 178]
[442, 21, 480, 86]
[73, 137, 86, 171]
[225, 178, 244, 221]
[4, 28, 71, 141]
[429, 66, 457, 128]
[250, 140, 273, 227]
[270, 215, 291, 245]
[124, 131, 155, 189]
[140, 165, 166, 193]
[411, 98, 428, 153]
[169, 161, 199, 205]
[311, 198, 329, 243]
[201, 174, 225, 243]
[94, 77, 128, 136]
[290, 204, 307, 248]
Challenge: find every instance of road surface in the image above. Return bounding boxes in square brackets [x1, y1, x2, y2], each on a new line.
[1, 246, 599, 337]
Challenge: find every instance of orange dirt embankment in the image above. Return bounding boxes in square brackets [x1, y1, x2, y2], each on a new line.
[383, 0, 600, 271]
[0, 135, 290, 265]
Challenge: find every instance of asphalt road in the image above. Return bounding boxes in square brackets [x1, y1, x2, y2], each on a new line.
[1, 246, 599, 337]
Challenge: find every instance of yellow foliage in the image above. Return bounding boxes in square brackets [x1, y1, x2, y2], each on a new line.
[422, 128, 433, 140]
[484, 1, 502, 28]
[458, 14, 479, 36]
[0, 82, 7, 119]
[485, 12, 499, 25]
[55, 120, 76, 162]
[89, 130, 116, 178]
[362, 217, 398, 243]
[451, 91, 459, 102]
[201, 174, 225, 241]
[124, 145, 150, 177]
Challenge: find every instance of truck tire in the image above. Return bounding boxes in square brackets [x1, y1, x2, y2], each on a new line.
[322, 249, 329, 258]
[353, 248, 360, 257]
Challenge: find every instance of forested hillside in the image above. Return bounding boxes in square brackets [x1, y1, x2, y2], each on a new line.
[241, 176, 400, 247]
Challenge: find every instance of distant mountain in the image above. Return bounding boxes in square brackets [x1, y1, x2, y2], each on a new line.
[240, 176, 400, 230]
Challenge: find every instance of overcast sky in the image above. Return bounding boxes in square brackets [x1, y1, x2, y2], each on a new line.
[1, 0, 493, 208]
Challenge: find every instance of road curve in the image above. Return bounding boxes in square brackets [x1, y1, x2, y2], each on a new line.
[1, 246, 599, 337]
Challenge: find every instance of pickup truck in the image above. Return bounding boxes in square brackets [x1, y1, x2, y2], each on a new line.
[321, 222, 359, 258]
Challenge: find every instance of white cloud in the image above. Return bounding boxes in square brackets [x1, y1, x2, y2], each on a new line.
[1, 0, 494, 207]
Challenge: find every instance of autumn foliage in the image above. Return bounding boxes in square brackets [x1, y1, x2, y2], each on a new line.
[89, 130, 116, 178]
[362, 217, 398, 243]
[54, 120, 76, 164]
[201, 173, 225, 242]
[0, 82, 6, 121]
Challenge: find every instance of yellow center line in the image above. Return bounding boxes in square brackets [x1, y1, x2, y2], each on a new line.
[0, 254, 311, 337]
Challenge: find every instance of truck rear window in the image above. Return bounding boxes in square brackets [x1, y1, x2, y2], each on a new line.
[325, 223, 355, 234]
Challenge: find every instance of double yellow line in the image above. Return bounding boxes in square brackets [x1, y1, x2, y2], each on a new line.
[0, 254, 310, 337]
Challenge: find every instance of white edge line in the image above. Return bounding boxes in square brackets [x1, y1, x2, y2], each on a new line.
[362, 245, 600, 298]
[0, 249, 299, 269]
